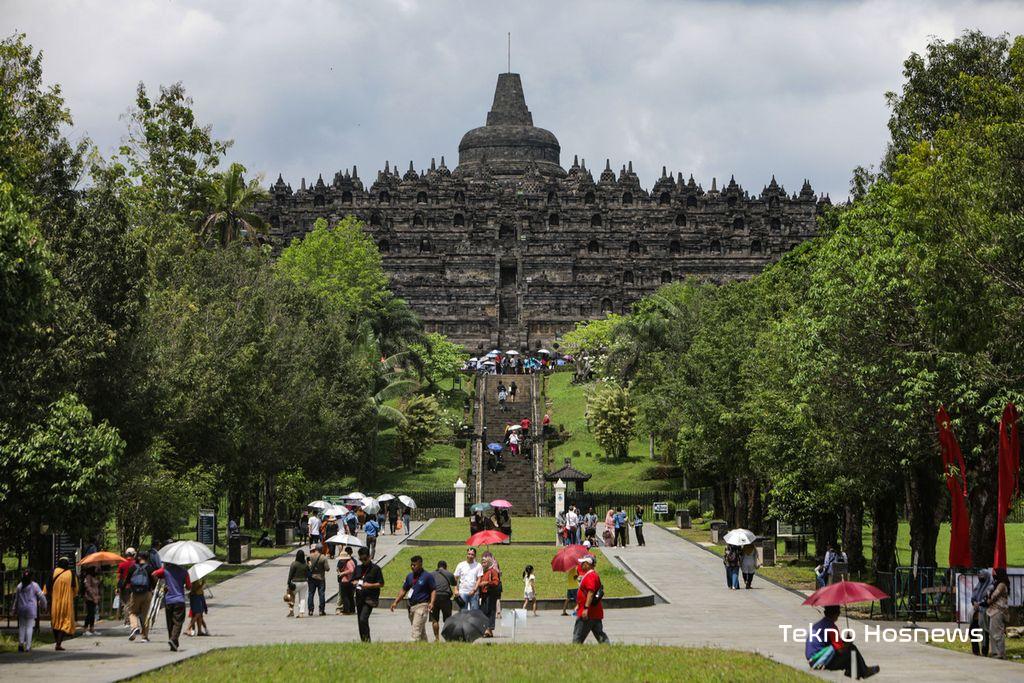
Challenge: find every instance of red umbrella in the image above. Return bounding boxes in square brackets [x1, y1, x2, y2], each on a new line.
[466, 530, 509, 546]
[802, 580, 888, 606]
[551, 544, 588, 572]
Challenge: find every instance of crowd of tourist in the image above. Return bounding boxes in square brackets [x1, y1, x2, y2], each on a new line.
[556, 506, 646, 548]
[464, 350, 566, 375]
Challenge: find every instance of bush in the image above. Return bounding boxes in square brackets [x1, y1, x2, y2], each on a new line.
[686, 499, 700, 517]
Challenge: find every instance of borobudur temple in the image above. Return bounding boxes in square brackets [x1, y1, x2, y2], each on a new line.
[260, 72, 828, 351]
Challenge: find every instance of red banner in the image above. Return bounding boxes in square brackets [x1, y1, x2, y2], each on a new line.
[995, 403, 1021, 569]
[936, 406, 972, 568]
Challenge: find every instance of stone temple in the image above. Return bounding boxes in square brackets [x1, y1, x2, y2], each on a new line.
[260, 73, 828, 351]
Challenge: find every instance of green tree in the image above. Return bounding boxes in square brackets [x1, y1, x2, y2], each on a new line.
[395, 394, 446, 469]
[409, 332, 467, 389]
[586, 382, 636, 459]
[0, 395, 123, 556]
[557, 313, 622, 357]
[277, 216, 389, 321]
[197, 162, 269, 247]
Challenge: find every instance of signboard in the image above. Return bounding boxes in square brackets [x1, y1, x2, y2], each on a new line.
[52, 533, 79, 567]
[653, 501, 669, 515]
[197, 508, 216, 548]
[776, 521, 813, 537]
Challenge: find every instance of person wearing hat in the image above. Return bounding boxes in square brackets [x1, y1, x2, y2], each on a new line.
[117, 548, 137, 627]
[336, 547, 356, 615]
[573, 554, 609, 644]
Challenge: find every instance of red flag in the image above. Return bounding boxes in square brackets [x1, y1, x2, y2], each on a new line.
[995, 403, 1021, 569]
[936, 406, 973, 568]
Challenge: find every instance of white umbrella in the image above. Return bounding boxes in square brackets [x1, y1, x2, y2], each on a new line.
[508, 424, 522, 431]
[398, 495, 417, 509]
[325, 505, 350, 518]
[344, 491, 366, 500]
[722, 528, 757, 546]
[537, 349, 551, 355]
[377, 493, 396, 503]
[159, 540, 215, 566]
[467, 357, 479, 363]
[325, 533, 365, 548]
[482, 360, 496, 365]
[360, 497, 381, 516]
[505, 350, 519, 355]
[187, 559, 222, 582]
[308, 500, 330, 509]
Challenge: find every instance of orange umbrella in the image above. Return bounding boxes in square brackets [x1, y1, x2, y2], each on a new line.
[78, 551, 126, 567]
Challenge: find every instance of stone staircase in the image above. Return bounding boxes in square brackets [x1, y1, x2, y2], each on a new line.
[475, 374, 538, 515]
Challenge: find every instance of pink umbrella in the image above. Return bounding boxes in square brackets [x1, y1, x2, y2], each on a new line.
[490, 499, 513, 509]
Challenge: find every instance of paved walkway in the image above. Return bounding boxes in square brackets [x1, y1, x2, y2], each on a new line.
[1, 522, 1021, 681]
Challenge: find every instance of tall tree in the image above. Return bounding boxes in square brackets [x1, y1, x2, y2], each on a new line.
[197, 162, 269, 247]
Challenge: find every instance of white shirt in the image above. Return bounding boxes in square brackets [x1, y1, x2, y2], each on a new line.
[308, 515, 321, 536]
[565, 510, 579, 529]
[454, 560, 483, 594]
[509, 433, 519, 445]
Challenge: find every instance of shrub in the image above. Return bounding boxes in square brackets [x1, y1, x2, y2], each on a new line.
[686, 499, 700, 518]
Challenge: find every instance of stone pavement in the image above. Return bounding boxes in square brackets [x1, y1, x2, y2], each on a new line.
[1, 522, 1021, 681]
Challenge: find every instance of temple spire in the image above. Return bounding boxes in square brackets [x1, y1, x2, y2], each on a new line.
[486, 73, 533, 126]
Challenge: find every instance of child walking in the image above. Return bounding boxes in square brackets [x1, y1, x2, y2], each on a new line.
[522, 565, 538, 616]
[187, 578, 209, 636]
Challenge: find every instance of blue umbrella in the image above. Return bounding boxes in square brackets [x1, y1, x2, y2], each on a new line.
[487, 443, 503, 453]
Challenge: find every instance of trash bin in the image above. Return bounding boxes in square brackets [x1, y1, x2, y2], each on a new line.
[675, 510, 691, 529]
[228, 534, 251, 564]
[275, 520, 295, 546]
[709, 520, 728, 544]
[760, 537, 776, 567]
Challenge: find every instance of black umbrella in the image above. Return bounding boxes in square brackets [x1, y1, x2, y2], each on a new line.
[441, 609, 489, 642]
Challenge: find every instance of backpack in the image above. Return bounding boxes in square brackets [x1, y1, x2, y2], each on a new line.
[129, 565, 151, 593]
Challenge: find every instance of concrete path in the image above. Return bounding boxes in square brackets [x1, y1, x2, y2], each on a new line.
[1, 522, 1020, 681]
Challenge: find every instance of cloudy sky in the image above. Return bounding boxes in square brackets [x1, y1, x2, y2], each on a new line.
[7, 0, 1024, 198]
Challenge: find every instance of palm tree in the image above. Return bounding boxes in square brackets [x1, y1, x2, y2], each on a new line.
[198, 163, 270, 247]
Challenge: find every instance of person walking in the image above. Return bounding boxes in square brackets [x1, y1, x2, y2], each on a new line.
[376, 506, 386, 535]
[741, 545, 759, 589]
[82, 564, 101, 635]
[616, 507, 630, 546]
[187, 578, 208, 636]
[116, 547, 136, 627]
[987, 568, 1010, 659]
[153, 562, 191, 651]
[307, 544, 328, 616]
[573, 554, 609, 644]
[45, 558, 77, 651]
[633, 506, 646, 547]
[286, 549, 308, 618]
[390, 555, 436, 642]
[498, 385, 508, 412]
[602, 509, 615, 547]
[561, 562, 579, 616]
[454, 547, 483, 611]
[523, 565, 538, 616]
[478, 554, 501, 637]
[126, 553, 154, 642]
[724, 545, 741, 590]
[556, 510, 567, 545]
[322, 516, 339, 558]
[565, 506, 580, 545]
[352, 547, 384, 642]
[509, 380, 517, 403]
[364, 515, 380, 559]
[11, 571, 46, 652]
[307, 512, 321, 546]
[387, 503, 399, 535]
[969, 569, 992, 656]
[430, 560, 456, 641]
[344, 508, 358, 536]
[402, 505, 412, 536]
[298, 511, 309, 543]
[583, 507, 598, 544]
[336, 547, 356, 615]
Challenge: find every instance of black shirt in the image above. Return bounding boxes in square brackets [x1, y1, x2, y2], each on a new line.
[353, 562, 384, 601]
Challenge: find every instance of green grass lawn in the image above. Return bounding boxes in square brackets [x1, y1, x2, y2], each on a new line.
[932, 637, 1024, 663]
[381, 546, 638, 601]
[133, 642, 813, 681]
[417, 517, 556, 543]
[0, 629, 55, 654]
[544, 373, 683, 491]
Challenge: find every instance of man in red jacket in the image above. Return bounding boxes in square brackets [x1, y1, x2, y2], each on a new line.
[116, 548, 136, 626]
[572, 554, 609, 644]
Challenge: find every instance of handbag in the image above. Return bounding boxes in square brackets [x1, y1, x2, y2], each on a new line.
[454, 594, 466, 608]
[112, 593, 121, 610]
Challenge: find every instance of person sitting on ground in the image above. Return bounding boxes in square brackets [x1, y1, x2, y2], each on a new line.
[806, 605, 879, 678]
[257, 531, 273, 547]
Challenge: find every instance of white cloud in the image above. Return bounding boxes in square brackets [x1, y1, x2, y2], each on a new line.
[7, 0, 1024, 198]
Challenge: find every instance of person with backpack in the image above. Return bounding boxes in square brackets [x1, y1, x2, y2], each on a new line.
[307, 544, 329, 616]
[127, 553, 155, 642]
[724, 545, 741, 590]
[573, 554, 609, 643]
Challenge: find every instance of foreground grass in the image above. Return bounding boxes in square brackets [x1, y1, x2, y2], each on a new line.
[382, 546, 638, 600]
[418, 517, 556, 543]
[0, 629, 54, 654]
[545, 373, 682, 492]
[134, 642, 813, 682]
